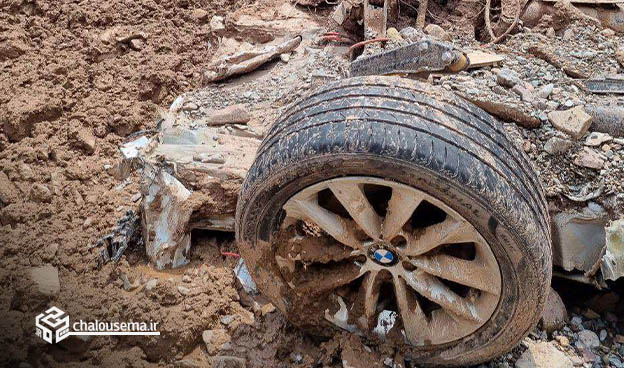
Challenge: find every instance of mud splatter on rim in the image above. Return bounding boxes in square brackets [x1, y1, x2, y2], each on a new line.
[277, 176, 501, 346]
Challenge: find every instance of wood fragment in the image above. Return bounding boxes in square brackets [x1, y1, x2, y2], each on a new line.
[466, 51, 504, 68]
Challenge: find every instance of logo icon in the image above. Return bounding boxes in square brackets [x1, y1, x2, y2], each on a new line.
[373, 248, 397, 265]
[36, 306, 70, 344]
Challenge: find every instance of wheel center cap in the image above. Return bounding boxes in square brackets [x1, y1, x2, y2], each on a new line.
[371, 248, 399, 266]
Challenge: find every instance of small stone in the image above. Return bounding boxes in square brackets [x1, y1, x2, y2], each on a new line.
[129, 38, 144, 51]
[515, 341, 573, 368]
[537, 84, 554, 99]
[261, 303, 276, 316]
[585, 132, 612, 147]
[181, 102, 198, 112]
[202, 329, 231, 355]
[555, 335, 569, 347]
[210, 16, 226, 33]
[541, 288, 568, 333]
[182, 275, 192, 283]
[193, 153, 225, 164]
[399, 26, 425, 42]
[496, 68, 522, 88]
[546, 27, 556, 38]
[144, 279, 158, 292]
[210, 356, 245, 368]
[279, 53, 290, 63]
[178, 285, 190, 295]
[617, 44, 624, 68]
[512, 85, 534, 102]
[583, 309, 601, 319]
[544, 136, 573, 155]
[386, 27, 401, 40]
[548, 106, 592, 139]
[29, 265, 60, 296]
[75, 128, 96, 154]
[578, 330, 600, 349]
[562, 28, 574, 41]
[601, 28, 615, 37]
[207, 104, 251, 125]
[190, 8, 209, 21]
[42, 243, 59, 261]
[582, 350, 598, 363]
[0, 171, 19, 205]
[30, 183, 52, 203]
[220, 315, 235, 326]
[599, 329, 607, 341]
[615, 334, 624, 343]
[574, 148, 604, 170]
[424, 24, 451, 41]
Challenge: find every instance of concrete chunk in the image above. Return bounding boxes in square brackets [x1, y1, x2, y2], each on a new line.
[548, 106, 592, 139]
[601, 219, 624, 281]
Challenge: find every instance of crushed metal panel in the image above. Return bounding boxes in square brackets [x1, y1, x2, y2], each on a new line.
[551, 206, 609, 274]
[601, 219, 624, 281]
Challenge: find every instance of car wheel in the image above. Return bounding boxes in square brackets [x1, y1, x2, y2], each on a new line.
[235, 76, 551, 366]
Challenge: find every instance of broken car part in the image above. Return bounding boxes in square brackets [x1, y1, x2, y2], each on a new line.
[235, 76, 551, 366]
[91, 210, 142, 267]
[585, 104, 624, 138]
[350, 39, 469, 77]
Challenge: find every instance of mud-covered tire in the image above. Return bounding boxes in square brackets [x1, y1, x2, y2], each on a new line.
[235, 76, 551, 366]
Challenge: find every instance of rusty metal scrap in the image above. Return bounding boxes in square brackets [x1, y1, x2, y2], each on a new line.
[350, 40, 469, 77]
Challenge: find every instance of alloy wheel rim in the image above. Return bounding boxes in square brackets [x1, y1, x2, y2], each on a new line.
[275, 176, 501, 346]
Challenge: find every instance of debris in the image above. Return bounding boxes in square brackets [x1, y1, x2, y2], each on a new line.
[574, 147, 605, 169]
[466, 51, 504, 69]
[235, 258, 258, 295]
[577, 330, 600, 349]
[548, 106, 592, 139]
[210, 356, 246, 368]
[564, 182, 603, 202]
[177, 285, 190, 296]
[29, 265, 60, 297]
[261, 303, 276, 316]
[399, 26, 425, 42]
[601, 219, 624, 280]
[585, 132, 612, 147]
[585, 105, 624, 137]
[515, 340, 573, 368]
[528, 43, 589, 79]
[551, 206, 609, 275]
[423, 24, 450, 41]
[210, 16, 226, 33]
[203, 36, 302, 83]
[584, 77, 624, 94]
[544, 136, 572, 155]
[206, 104, 251, 126]
[190, 9, 209, 22]
[617, 45, 624, 68]
[30, 183, 52, 203]
[202, 329, 231, 355]
[536, 83, 554, 99]
[541, 288, 568, 333]
[0, 171, 19, 206]
[350, 39, 469, 77]
[74, 128, 97, 155]
[496, 68, 522, 88]
[462, 96, 541, 128]
[363, 0, 387, 37]
[91, 210, 142, 267]
[116, 32, 148, 45]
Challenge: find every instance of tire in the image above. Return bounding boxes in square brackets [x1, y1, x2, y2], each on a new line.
[235, 76, 551, 366]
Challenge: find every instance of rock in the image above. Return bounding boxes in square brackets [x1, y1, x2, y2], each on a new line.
[562, 28, 574, 41]
[537, 84, 554, 99]
[599, 329, 607, 341]
[399, 26, 425, 42]
[174, 360, 203, 368]
[616, 334, 624, 343]
[75, 128, 96, 154]
[42, 243, 59, 261]
[177, 285, 190, 295]
[541, 288, 568, 333]
[0, 171, 19, 206]
[578, 330, 600, 349]
[546, 27, 556, 38]
[30, 183, 52, 203]
[616, 45, 624, 68]
[129, 38, 144, 51]
[583, 308, 600, 319]
[386, 27, 401, 40]
[210, 356, 245, 368]
[2, 89, 63, 142]
[210, 16, 226, 33]
[29, 265, 60, 296]
[144, 279, 158, 292]
[202, 328, 231, 355]
[190, 9, 209, 22]
[584, 132, 612, 147]
[220, 315, 235, 326]
[260, 303, 275, 316]
[496, 68, 522, 88]
[555, 335, 569, 347]
[544, 136, 573, 155]
[601, 28, 615, 37]
[548, 106, 592, 139]
[424, 24, 450, 41]
[512, 85, 534, 102]
[574, 147, 604, 170]
[207, 104, 251, 125]
[279, 53, 290, 63]
[515, 341, 573, 368]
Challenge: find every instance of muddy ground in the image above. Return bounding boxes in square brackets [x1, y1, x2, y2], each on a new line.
[1, 0, 624, 367]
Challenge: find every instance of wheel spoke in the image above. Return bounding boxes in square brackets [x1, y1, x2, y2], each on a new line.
[401, 270, 483, 323]
[284, 197, 361, 249]
[393, 275, 431, 346]
[293, 261, 362, 296]
[328, 182, 382, 240]
[382, 187, 422, 241]
[404, 218, 475, 256]
[409, 254, 500, 295]
[363, 270, 382, 321]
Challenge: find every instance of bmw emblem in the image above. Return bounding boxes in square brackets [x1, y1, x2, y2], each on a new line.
[372, 248, 399, 266]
